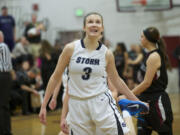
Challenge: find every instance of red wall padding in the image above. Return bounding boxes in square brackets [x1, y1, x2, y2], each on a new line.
[163, 36, 180, 68]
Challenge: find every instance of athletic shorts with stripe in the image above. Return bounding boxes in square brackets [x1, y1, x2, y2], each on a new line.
[68, 91, 129, 135]
[137, 92, 173, 135]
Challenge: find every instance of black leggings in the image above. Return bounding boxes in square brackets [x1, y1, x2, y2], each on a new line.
[137, 92, 173, 135]
[138, 120, 173, 135]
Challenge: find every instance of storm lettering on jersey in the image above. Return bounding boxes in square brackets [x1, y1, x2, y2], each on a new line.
[76, 57, 99, 65]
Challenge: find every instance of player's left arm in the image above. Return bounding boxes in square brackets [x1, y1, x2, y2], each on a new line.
[106, 49, 139, 101]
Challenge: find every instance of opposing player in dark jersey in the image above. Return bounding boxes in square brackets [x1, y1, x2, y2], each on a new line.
[130, 27, 173, 135]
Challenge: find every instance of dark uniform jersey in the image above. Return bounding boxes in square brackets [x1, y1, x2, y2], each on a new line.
[139, 49, 168, 94]
[137, 49, 173, 135]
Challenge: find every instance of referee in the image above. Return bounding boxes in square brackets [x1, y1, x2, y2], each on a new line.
[0, 31, 13, 135]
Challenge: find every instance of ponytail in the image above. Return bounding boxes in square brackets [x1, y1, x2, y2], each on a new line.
[157, 38, 172, 70]
[143, 27, 172, 70]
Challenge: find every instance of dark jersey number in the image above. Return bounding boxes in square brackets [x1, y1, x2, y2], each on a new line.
[82, 67, 92, 80]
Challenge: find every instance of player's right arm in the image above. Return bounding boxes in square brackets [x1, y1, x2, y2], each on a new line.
[48, 82, 61, 110]
[39, 42, 74, 125]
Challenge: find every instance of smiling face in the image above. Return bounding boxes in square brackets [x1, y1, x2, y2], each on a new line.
[83, 14, 104, 38]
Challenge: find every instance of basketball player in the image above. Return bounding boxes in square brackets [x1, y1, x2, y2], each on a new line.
[130, 27, 173, 135]
[39, 12, 148, 135]
[48, 38, 126, 135]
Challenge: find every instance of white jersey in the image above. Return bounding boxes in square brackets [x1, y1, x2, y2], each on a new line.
[68, 39, 108, 99]
[62, 68, 68, 91]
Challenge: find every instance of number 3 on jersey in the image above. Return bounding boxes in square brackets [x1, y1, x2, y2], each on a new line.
[82, 67, 92, 80]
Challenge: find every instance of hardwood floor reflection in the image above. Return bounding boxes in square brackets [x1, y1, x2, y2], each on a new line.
[12, 111, 61, 135]
[12, 94, 180, 135]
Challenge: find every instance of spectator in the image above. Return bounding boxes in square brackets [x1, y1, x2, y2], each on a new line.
[12, 36, 29, 58]
[24, 14, 44, 58]
[128, 45, 145, 84]
[39, 40, 60, 89]
[10, 57, 42, 115]
[128, 44, 138, 61]
[113, 42, 128, 81]
[0, 6, 16, 51]
[15, 56, 39, 115]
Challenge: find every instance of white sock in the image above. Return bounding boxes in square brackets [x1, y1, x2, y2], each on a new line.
[122, 110, 131, 118]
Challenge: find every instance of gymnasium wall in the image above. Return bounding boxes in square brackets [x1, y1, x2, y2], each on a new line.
[0, 0, 180, 47]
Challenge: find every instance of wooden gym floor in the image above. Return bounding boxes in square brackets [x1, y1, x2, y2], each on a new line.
[12, 94, 180, 135]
